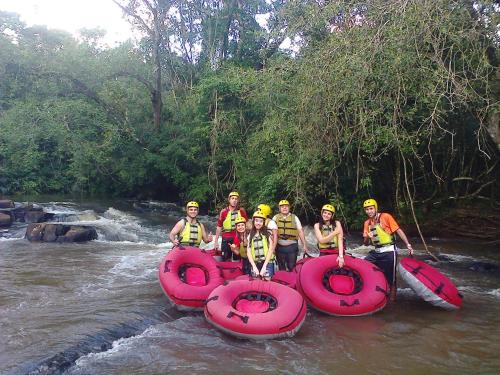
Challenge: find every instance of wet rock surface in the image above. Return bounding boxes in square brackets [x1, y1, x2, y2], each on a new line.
[25, 223, 98, 243]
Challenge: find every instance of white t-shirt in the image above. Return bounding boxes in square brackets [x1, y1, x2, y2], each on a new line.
[267, 219, 278, 231]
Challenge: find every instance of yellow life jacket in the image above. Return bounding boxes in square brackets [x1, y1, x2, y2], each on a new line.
[318, 223, 338, 249]
[276, 214, 298, 241]
[179, 218, 202, 246]
[369, 214, 394, 247]
[237, 234, 247, 258]
[222, 209, 239, 233]
[250, 233, 273, 262]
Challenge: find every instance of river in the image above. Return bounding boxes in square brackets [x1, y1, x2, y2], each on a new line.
[1, 198, 499, 374]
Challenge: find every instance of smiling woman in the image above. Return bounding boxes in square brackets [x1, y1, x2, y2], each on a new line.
[0, 0, 135, 46]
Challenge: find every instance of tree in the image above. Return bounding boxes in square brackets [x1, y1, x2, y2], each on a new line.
[113, 0, 172, 131]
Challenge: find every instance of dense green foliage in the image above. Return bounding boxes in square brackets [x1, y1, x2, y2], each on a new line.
[0, 0, 498, 226]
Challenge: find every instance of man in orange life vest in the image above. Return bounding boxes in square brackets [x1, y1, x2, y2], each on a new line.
[214, 192, 248, 261]
[363, 198, 413, 301]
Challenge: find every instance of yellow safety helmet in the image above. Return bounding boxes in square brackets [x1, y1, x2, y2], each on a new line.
[186, 201, 199, 209]
[278, 199, 290, 206]
[228, 191, 240, 198]
[363, 199, 378, 210]
[252, 211, 266, 220]
[321, 204, 335, 213]
[234, 215, 247, 225]
[257, 204, 272, 218]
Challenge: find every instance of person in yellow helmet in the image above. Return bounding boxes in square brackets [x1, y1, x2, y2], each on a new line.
[169, 201, 213, 247]
[313, 204, 345, 267]
[229, 215, 250, 274]
[214, 191, 248, 261]
[257, 203, 278, 247]
[247, 211, 275, 280]
[272, 199, 310, 271]
[362, 198, 413, 301]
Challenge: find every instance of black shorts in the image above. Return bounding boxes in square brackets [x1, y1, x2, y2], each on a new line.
[365, 248, 397, 287]
[276, 243, 299, 271]
[221, 238, 240, 261]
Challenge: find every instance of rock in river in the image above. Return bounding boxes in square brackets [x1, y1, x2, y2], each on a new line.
[26, 223, 98, 243]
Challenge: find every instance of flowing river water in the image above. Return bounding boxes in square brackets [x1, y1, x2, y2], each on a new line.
[1, 199, 499, 375]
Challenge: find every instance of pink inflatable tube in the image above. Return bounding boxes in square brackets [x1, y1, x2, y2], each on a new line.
[204, 279, 307, 340]
[297, 255, 389, 316]
[398, 257, 462, 310]
[216, 261, 245, 280]
[158, 246, 224, 311]
[271, 271, 297, 289]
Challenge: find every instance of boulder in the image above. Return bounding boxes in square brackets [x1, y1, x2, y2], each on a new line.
[469, 261, 499, 273]
[26, 223, 98, 243]
[0, 200, 14, 209]
[42, 224, 60, 242]
[57, 226, 98, 243]
[26, 223, 45, 241]
[0, 212, 12, 227]
[24, 210, 54, 223]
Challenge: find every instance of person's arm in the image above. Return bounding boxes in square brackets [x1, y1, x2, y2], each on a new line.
[260, 236, 275, 277]
[363, 220, 371, 245]
[246, 240, 259, 276]
[214, 210, 225, 250]
[229, 234, 240, 255]
[200, 223, 213, 244]
[214, 226, 222, 250]
[396, 228, 413, 255]
[169, 220, 184, 247]
[295, 216, 309, 254]
[272, 228, 278, 252]
[314, 223, 339, 244]
[336, 221, 345, 268]
[267, 220, 278, 252]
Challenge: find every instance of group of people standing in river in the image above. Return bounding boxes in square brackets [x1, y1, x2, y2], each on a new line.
[169, 191, 414, 300]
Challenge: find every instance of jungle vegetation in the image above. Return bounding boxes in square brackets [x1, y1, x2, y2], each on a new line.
[0, 0, 498, 229]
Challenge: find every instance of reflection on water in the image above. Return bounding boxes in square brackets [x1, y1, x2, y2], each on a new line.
[1, 199, 500, 374]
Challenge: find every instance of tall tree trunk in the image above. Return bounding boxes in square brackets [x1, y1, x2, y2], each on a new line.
[152, 5, 162, 131]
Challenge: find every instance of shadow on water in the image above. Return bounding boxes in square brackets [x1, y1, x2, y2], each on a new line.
[10, 306, 183, 375]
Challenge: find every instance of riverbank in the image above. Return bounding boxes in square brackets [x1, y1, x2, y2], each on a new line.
[408, 201, 500, 245]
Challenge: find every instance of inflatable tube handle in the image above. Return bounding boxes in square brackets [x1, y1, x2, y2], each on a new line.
[410, 266, 423, 275]
[375, 285, 390, 297]
[205, 295, 219, 305]
[227, 311, 249, 323]
[340, 299, 360, 307]
[163, 260, 172, 273]
[434, 282, 445, 295]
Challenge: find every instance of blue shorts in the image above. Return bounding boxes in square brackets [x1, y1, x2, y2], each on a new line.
[250, 262, 275, 278]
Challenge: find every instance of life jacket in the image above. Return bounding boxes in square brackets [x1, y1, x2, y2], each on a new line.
[236, 234, 247, 258]
[250, 233, 272, 262]
[318, 223, 338, 249]
[275, 214, 298, 241]
[179, 218, 202, 246]
[368, 214, 394, 247]
[222, 208, 240, 233]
